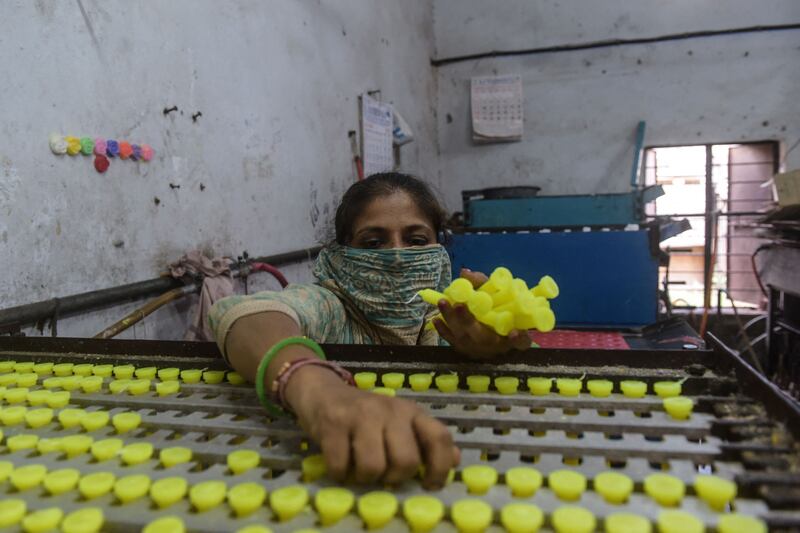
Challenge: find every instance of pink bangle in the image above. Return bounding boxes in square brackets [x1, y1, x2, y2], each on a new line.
[272, 357, 354, 414]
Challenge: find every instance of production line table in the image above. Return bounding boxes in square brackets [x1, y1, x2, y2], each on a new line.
[0, 335, 797, 532]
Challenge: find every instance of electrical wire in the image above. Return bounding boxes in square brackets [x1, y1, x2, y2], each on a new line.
[431, 23, 800, 66]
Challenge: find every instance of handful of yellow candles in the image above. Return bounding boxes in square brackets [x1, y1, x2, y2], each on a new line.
[419, 267, 558, 336]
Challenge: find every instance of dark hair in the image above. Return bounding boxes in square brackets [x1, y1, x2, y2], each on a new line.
[334, 172, 448, 245]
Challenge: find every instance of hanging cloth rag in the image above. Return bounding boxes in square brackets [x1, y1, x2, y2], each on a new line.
[170, 250, 234, 341]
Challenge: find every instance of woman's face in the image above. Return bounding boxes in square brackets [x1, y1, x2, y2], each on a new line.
[349, 192, 437, 249]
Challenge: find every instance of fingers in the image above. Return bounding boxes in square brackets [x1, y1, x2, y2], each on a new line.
[460, 268, 489, 289]
[432, 316, 457, 345]
[508, 329, 533, 351]
[320, 426, 351, 482]
[383, 421, 423, 485]
[438, 301, 477, 334]
[351, 422, 387, 484]
[413, 414, 459, 489]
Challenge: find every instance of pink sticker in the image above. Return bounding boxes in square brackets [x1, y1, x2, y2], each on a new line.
[94, 138, 107, 156]
[141, 144, 154, 161]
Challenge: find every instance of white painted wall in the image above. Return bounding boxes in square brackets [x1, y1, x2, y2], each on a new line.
[433, 0, 800, 210]
[1, 0, 436, 338]
[5, 1, 799, 339]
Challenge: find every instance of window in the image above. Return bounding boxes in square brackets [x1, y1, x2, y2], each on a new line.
[644, 142, 779, 310]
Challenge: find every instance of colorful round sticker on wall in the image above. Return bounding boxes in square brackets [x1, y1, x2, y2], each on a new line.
[49, 133, 154, 173]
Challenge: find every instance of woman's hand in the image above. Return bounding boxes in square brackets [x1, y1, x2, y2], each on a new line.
[285, 365, 460, 488]
[432, 268, 532, 359]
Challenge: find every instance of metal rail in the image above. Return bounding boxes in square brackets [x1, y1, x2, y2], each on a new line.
[0, 246, 322, 331]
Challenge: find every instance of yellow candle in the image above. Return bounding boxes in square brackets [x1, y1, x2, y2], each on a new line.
[587, 379, 613, 397]
[228, 482, 267, 517]
[302, 454, 326, 482]
[604, 513, 652, 533]
[381, 372, 405, 389]
[548, 470, 587, 501]
[450, 499, 492, 533]
[157, 367, 180, 381]
[160, 446, 193, 468]
[556, 378, 582, 396]
[189, 480, 228, 512]
[10, 464, 48, 491]
[593, 471, 634, 504]
[505, 466, 543, 497]
[53, 363, 74, 377]
[156, 380, 180, 396]
[45, 390, 70, 409]
[90, 438, 124, 462]
[656, 510, 703, 533]
[78, 471, 116, 500]
[72, 363, 94, 376]
[644, 473, 685, 506]
[113, 365, 135, 379]
[495, 376, 520, 395]
[24, 408, 54, 429]
[654, 380, 682, 398]
[315, 487, 355, 526]
[527, 377, 552, 395]
[409, 373, 434, 392]
[203, 370, 226, 384]
[462, 465, 498, 495]
[61, 508, 104, 533]
[21, 507, 63, 533]
[435, 374, 459, 392]
[227, 449, 260, 474]
[180, 369, 202, 383]
[269, 485, 309, 521]
[354, 372, 377, 390]
[150, 477, 188, 508]
[551, 506, 595, 533]
[663, 396, 694, 420]
[80, 411, 110, 432]
[358, 491, 398, 530]
[92, 364, 113, 377]
[402, 495, 444, 533]
[43, 468, 80, 495]
[61, 435, 94, 458]
[227, 372, 246, 385]
[500, 503, 544, 533]
[694, 474, 737, 511]
[620, 380, 648, 398]
[717, 514, 767, 533]
[466, 375, 490, 393]
[0, 499, 26, 529]
[120, 442, 154, 465]
[113, 412, 142, 434]
[135, 366, 157, 379]
[142, 516, 185, 533]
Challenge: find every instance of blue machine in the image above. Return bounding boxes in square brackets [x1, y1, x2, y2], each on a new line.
[450, 184, 686, 328]
[463, 186, 664, 228]
[447, 230, 660, 328]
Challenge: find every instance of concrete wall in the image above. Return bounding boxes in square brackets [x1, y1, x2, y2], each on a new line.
[433, 0, 800, 210]
[1, 0, 437, 338]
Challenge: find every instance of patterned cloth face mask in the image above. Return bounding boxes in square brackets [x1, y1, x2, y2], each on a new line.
[313, 243, 452, 336]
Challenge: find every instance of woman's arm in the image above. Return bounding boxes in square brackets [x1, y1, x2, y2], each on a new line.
[225, 312, 460, 487]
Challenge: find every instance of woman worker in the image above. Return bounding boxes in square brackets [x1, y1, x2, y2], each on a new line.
[209, 172, 533, 489]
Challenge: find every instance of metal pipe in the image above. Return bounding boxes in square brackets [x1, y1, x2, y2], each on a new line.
[0, 246, 322, 330]
[91, 260, 266, 339]
[93, 286, 193, 339]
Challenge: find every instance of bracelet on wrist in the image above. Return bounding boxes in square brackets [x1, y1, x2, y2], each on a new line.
[255, 336, 326, 417]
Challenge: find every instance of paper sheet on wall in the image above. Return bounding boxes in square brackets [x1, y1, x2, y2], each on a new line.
[471, 74, 523, 143]
[361, 94, 394, 176]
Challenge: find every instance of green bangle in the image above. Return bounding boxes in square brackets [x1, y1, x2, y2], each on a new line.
[255, 336, 326, 417]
